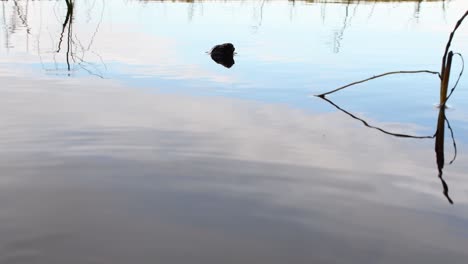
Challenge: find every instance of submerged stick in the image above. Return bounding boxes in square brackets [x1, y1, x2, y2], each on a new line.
[316, 70, 440, 97]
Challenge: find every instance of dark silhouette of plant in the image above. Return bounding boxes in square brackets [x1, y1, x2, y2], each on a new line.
[316, 10, 468, 204]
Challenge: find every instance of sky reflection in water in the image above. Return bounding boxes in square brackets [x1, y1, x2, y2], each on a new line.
[1, 0, 468, 263]
[1, 76, 468, 263]
[2, 0, 467, 106]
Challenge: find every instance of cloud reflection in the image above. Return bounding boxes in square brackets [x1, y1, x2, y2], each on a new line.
[1, 75, 468, 263]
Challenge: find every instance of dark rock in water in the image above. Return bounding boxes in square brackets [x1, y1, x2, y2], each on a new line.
[211, 43, 235, 55]
[210, 43, 235, 68]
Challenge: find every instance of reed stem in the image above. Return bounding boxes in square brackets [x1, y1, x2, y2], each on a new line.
[440, 51, 453, 106]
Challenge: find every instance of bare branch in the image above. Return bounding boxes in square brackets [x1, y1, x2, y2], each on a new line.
[316, 70, 440, 98]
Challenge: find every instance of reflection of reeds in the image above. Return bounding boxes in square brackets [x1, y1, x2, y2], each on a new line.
[434, 106, 453, 204]
[1, 1, 8, 50]
[319, 92, 456, 204]
[57, 0, 74, 72]
[2, 0, 31, 50]
[316, 10, 467, 204]
[54, 0, 105, 77]
[319, 96, 435, 138]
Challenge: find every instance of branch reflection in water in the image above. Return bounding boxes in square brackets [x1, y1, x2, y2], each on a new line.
[318, 96, 456, 204]
[299, 0, 449, 53]
[55, 0, 106, 77]
[57, 0, 74, 72]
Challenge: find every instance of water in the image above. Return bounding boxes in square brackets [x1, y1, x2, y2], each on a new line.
[1, 0, 468, 263]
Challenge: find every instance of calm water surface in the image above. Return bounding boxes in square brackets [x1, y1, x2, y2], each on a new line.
[1, 0, 468, 263]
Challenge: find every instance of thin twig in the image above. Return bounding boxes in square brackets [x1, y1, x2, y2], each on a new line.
[316, 70, 440, 97]
[441, 10, 468, 77]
